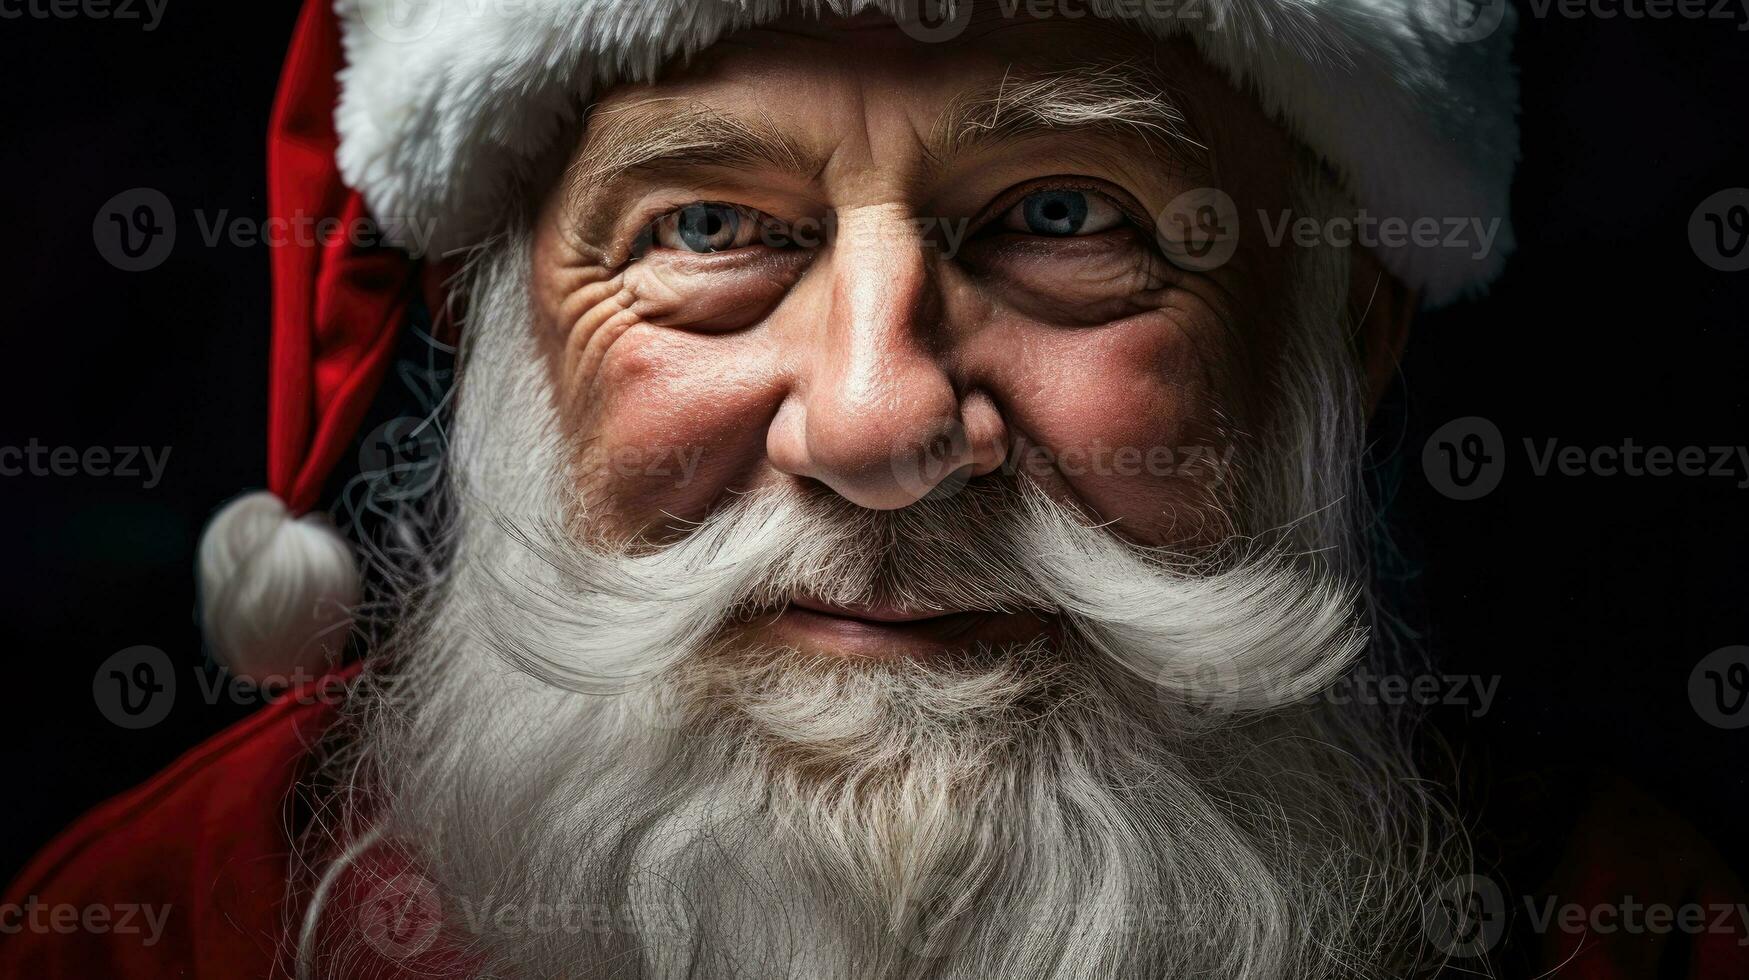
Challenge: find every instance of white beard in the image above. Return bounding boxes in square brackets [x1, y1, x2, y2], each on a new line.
[301, 173, 1464, 980]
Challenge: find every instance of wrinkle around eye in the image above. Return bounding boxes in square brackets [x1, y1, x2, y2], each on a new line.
[564, 277, 645, 402]
[962, 232, 1179, 326]
[616, 248, 811, 334]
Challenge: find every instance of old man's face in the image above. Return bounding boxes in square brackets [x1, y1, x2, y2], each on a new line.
[325, 11, 1443, 980]
[526, 12, 1352, 666]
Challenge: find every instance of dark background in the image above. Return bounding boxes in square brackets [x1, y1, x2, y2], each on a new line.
[1, 0, 1744, 942]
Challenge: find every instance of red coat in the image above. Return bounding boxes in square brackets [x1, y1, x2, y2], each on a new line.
[0, 676, 462, 980]
[4, 685, 1744, 978]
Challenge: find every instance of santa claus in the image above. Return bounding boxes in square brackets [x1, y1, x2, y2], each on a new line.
[7, 0, 1742, 977]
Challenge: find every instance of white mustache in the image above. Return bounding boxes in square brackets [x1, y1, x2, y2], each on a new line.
[467, 477, 1365, 713]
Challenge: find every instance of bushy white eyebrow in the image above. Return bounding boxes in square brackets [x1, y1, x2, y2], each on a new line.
[566, 98, 816, 201]
[931, 62, 1209, 175]
[562, 60, 1209, 237]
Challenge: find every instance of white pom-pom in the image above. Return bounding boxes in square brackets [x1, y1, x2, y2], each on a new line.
[197, 491, 361, 681]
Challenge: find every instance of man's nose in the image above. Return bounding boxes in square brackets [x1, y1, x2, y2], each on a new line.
[767, 207, 1006, 510]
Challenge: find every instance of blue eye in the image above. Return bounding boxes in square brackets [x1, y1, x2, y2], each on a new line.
[1025, 190, 1088, 235]
[677, 204, 739, 251]
[1002, 188, 1126, 237]
[653, 203, 754, 252]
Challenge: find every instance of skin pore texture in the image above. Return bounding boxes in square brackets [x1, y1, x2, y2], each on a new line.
[529, 12, 1405, 664]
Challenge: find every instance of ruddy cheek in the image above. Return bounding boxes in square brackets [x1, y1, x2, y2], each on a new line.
[553, 252, 808, 519]
[572, 320, 784, 534]
[987, 315, 1230, 544]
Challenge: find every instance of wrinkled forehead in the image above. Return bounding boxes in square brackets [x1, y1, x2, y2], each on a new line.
[574, 10, 1275, 191]
[595, 8, 1208, 117]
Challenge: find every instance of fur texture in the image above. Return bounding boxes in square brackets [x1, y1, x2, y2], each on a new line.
[197, 490, 360, 679]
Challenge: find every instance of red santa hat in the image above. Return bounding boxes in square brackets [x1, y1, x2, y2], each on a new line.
[196, 0, 409, 680]
[198, 0, 1520, 678]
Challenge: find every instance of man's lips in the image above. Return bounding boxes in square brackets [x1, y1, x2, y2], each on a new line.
[786, 594, 961, 625]
[747, 594, 1056, 660]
